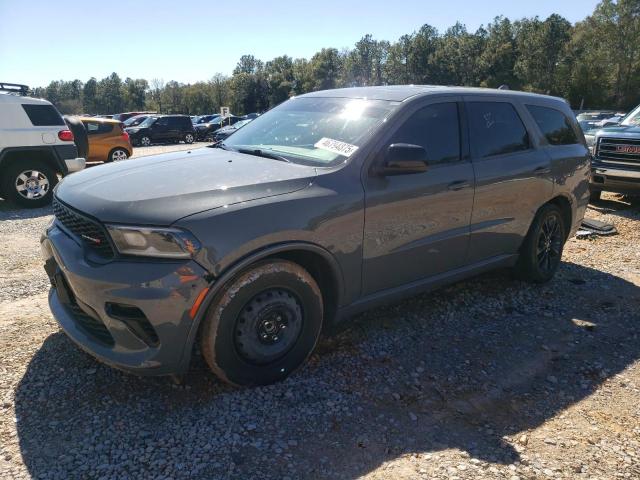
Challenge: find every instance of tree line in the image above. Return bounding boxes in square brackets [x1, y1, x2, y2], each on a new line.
[33, 0, 640, 116]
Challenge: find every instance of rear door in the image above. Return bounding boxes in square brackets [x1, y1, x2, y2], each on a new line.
[463, 96, 553, 262]
[362, 97, 475, 295]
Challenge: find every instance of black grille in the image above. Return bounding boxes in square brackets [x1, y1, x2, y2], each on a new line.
[596, 137, 640, 165]
[67, 303, 115, 346]
[52, 198, 115, 258]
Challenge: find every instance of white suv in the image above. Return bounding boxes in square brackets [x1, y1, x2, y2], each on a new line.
[0, 83, 85, 208]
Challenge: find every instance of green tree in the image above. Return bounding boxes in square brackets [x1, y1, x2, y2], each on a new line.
[514, 14, 573, 94]
[309, 48, 342, 90]
[96, 72, 124, 114]
[478, 17, 518, 88]
[264, 55, 294, 106]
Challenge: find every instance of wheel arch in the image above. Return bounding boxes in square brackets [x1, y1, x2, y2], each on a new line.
[0, 147, 64, 176]
[177, 241, 345, 373]
[546, 194, 573, 240]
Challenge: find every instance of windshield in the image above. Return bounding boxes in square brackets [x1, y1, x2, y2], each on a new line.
[233, 119, 252, 129]
[224, 97, 397, 166]
[621, 104, 640, 126]
[124, 116, 145, 126]
[198, 115, 219, 124]
[138, 116, 157, 128]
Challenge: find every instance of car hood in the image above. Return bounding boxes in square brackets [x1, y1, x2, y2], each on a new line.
[594, 124, 640, 138]
[55, 147, 317, 224]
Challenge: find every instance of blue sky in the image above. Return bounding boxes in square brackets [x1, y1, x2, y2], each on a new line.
[0, 0, 601, 88]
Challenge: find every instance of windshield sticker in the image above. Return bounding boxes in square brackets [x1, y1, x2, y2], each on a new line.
[314, 137, 359, 157]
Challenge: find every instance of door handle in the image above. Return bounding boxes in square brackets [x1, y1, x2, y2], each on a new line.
[533, 166, 551, 175]
[447, 180, 471, 191]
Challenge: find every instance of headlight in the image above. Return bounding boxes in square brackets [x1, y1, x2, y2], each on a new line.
[584, 134, 596, 147]
[584, 134, 596, 154]
[106, 225, 201, 259]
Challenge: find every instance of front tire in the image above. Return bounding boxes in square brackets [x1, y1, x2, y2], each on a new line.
[2, 161, 58, 208]
[140, 136, 151, 147]
[200, 260, 323, 386]
[184, 133, 194, 144]
[515, 204, 566, 283]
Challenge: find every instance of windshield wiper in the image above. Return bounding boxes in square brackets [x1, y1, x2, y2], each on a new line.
[236, 148, 291, 163]
[209, 141, 234, 150]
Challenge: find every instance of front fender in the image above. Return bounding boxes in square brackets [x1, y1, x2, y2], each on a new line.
[175, 241, 345, 374]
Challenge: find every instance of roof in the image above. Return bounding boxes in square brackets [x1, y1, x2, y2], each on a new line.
[76, 116, 123, 124]
[0, 92, 52, 105]
[300, 85, 566, 103]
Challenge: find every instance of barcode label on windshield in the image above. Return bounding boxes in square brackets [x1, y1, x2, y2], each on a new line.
[314, 137, 359, 157]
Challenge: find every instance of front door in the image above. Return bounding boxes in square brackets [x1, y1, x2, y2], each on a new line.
[362, 98, 475, 295]
[151, 117, 170, 141]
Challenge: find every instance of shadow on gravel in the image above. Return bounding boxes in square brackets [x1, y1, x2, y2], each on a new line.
[14, 262, 640, 479]
[0, 200, 52, 220]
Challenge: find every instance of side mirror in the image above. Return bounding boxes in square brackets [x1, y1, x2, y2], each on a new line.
[382, 143, 429, 175]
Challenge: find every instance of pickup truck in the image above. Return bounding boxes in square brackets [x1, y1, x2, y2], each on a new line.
[585, 103, 640, 201]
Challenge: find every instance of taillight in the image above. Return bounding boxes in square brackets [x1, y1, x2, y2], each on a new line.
[122, 131, 130, 141]
[58, 129, 74, 141]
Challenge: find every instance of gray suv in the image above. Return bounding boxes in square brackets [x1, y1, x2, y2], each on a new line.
[41, 86, 590, 386]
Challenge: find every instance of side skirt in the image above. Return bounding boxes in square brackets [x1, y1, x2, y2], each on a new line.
[335, 254, 518, 323]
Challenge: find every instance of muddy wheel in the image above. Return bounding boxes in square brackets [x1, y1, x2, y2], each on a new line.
[200, 260, 323, 386]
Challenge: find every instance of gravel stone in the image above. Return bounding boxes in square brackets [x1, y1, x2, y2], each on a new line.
[1, 191, 639, 479]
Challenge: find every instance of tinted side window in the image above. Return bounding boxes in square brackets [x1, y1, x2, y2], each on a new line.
[83, 122, 114, 135]
[467, 102, 529, 158]
[21, 104, 65, 126]
[389, 103, 460, 164]
[526, 105, 579, 145]
[155, 117, 169, 126]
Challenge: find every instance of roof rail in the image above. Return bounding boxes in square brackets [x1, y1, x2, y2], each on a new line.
[0, 82, 30, 95]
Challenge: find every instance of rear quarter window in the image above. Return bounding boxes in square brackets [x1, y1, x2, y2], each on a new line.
[526, 105, 580, 145]
[83, 122, 114, 135]
[21, 104, 65, 126]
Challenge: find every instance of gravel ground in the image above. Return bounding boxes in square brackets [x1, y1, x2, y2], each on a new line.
[0, 191, 639, 479]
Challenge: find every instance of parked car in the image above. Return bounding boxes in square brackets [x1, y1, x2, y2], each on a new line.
[195, 114, 221, 124]
[241, 113, 260, 120]
[42, 86, 589, 386]
[213, 118, 253, 142]
[0, 82, 85, 207]
[195, 115, 241, 141]
[576, 111, 618, 132]
[123, 114, 151, 128]
[78, 117, 132, 162]
[112, 111, 155, 122]
[594, 114, 625, 129]
[125, 115, 195, 146]
[584, 103, 640, 200]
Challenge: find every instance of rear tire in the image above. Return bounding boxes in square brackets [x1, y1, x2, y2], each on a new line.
[184, 133, 194, 144]
[2, 161, 58, 208]
[515, 204, 566, 283]
[107, 148, 129, 162]
[200, 260, 323, 386]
